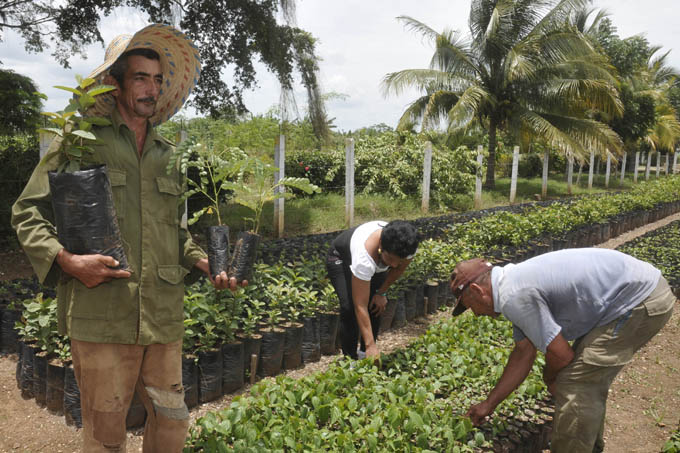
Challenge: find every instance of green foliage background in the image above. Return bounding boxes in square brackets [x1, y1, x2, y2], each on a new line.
[0, 134, 39, 247]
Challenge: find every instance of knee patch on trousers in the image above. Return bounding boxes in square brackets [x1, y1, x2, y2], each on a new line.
[145, 385, 189, 420]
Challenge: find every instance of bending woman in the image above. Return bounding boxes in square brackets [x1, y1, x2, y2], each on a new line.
[326, 220, 419, 359]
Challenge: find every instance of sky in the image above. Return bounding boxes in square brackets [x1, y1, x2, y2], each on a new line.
[1, 0, 679, 132]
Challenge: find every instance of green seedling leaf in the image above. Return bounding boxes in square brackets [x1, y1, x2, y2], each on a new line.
[53, 85, 82, 96]
[78, 76, 96, 90]
[87, 85, 116, 96]
[37, 127, 63, 137]
[71, 130, 97, 140]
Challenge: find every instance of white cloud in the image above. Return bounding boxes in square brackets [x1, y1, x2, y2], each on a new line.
[1, 0, 679, 131]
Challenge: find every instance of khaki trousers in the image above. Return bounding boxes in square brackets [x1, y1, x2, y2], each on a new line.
[550, 277, 676, 453]
[71, 339, 189, 453]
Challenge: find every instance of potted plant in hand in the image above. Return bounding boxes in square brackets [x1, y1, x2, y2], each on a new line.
[229, 156, 320, 282]
[38, 76, 128, 270]
[168, 137, 250, 279]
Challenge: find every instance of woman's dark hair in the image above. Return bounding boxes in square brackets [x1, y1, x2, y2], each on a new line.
[381, 220, 419, 258]
[108, 48, 161, 86]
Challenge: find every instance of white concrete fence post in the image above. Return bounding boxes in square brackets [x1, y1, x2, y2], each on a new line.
[273, 135, 285, 238]
[605, 152, 611, 188]
[474, 145, 483, 209]
[345, 138, 355, 228]
[509, 145, 520, 204]
[421, 142, 432, 213]
[39, 130, 53, 160]
[620, 152, 627, 185]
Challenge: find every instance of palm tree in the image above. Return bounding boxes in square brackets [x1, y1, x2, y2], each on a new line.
[382, 0, 623, 188]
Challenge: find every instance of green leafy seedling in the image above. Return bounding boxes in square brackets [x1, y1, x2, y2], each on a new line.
[37, 75, 115, 173]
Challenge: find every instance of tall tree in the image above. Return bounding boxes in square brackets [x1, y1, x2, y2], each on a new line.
[595, 18, 680, 157]
[0, 69, 43, 135]
[0, 0, 329, 140]
[382, 0, 622, 188]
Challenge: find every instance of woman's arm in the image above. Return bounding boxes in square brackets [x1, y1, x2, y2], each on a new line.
[351, 275, 379, 357]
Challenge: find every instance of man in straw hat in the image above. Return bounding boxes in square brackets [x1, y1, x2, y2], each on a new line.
[12, 24, 244, 451]
[449, 249, 676, 452]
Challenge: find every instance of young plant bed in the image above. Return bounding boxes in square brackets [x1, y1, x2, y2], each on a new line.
[616, 219, 680, 289]
[185, 314, 551, 452]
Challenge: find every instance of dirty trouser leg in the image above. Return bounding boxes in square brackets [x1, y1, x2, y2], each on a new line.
[137, 340, 188, 453]
[71, 340, 144, 452]
[550, 278, 675, 453]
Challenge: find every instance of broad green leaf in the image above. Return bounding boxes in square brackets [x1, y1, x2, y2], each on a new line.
[71, 130, 97, 141]
[53, 85, 82, 95]
[87, 85, 116, 96]
[38, 128, 63, 137]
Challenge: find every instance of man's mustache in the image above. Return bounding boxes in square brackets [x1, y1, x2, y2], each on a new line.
[138, 97, 157, 103]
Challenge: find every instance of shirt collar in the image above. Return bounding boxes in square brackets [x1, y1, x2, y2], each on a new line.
[109, 107, 169, 149]
[491, 265, 503, 314]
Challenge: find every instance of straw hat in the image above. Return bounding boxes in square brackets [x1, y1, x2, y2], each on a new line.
[84, 23, 201, 127]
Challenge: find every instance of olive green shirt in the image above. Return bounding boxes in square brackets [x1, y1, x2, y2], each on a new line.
[11, 109, 206, 345]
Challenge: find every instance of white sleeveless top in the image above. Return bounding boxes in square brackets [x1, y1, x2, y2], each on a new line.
[349, 221, 389, 281]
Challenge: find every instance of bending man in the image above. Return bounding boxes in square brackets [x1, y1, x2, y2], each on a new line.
[450, 248, 676, 453]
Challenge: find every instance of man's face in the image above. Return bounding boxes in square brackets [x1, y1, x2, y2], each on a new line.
[115, 55, 162, 120]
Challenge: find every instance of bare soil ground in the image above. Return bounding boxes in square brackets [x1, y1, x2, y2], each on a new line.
[1, 213, 679, 452]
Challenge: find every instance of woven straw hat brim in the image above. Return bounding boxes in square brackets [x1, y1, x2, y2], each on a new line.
[84, 23, 201, 127]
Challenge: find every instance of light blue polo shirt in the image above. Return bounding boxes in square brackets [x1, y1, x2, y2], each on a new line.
[491, 248, 661, 352]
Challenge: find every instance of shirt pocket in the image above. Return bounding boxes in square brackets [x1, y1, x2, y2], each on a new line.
[156, 264, 189, 321]
[108, 169, 126, 222]
[155, 176, 182, 224]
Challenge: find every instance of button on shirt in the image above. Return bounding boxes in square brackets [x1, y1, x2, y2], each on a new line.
[491, 248, 661, 352]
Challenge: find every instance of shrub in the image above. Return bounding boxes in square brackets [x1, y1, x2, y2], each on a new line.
[0, 134, 39, 247]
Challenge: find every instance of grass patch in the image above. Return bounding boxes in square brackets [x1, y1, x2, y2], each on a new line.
[192, 171, 669, 240]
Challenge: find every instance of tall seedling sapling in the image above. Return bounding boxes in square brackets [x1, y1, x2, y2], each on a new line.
[229, 157, 320, 282]
[38, 76, 129, 270]
[167, 137, 249, 279]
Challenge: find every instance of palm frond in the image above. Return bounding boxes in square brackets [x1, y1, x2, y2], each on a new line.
[447, 85, 492, 130]
[381, 68, 457, 97]
[397, 16, 441, 42]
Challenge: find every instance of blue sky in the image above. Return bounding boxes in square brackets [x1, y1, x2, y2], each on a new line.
[1, 0, 678, 132]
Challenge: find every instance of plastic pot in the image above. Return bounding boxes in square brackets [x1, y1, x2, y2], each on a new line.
[48, 165, 128, 271]
[221, 341, 244, 394]
[207, 225, 230, 279]
[282, 322, 303, 370]
[228, 231, 261, 283]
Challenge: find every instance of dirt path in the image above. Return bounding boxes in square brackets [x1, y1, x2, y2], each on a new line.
[1, 213, 679, 452]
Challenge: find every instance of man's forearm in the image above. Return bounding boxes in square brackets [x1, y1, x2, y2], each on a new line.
[485, 339, 537, 409]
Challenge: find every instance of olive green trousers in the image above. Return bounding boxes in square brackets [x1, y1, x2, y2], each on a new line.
[550, 277, 676, 453]
[71, 339, 189, 453]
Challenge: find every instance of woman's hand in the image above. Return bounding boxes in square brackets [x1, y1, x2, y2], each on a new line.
[369, 293, 387, 315]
